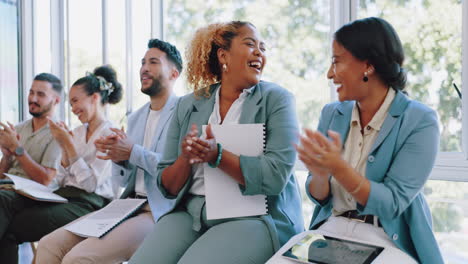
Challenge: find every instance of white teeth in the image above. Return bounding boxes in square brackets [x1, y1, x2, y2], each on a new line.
[331, 83, 342, 89]
[249, 61, 261, 68]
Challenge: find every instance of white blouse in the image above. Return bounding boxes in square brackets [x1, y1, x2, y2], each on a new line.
[189, 85, 255, 195]
[55, 120, 115, 199]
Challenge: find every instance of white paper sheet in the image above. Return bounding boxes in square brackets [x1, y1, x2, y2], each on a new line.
[203, 124, 267, 220]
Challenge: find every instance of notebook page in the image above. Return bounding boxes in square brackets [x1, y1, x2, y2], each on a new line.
[5, 173, 52, 192]
[65, 199, 146, 238]
[203, 124, 267, 220]
[4, 173, 68, 203]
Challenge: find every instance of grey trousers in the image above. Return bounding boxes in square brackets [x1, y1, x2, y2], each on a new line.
[129, 210, 275, 264]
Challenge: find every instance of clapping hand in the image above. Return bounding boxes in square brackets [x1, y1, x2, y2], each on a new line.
[95, 127, 133, 163]
[0, 122, 20, 152]
[1, 147, 14, 158]
[182, 124, 218, 164]
[296, 129, 344, 178]
[47, 118, 74, 146]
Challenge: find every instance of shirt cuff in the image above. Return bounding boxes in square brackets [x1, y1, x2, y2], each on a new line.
[69, 157, 88, 181]
[129, 144, 144, 168]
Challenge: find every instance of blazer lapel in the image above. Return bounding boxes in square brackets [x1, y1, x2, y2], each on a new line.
[127, 103, 150, 192]
[134, 103, 150, 146]
[330, 101, 353, 145]
[150, 94, 178, 150]
[189, 85, 218, 135]
[240, 83, 263, 124]
[370, 91, 410, 153]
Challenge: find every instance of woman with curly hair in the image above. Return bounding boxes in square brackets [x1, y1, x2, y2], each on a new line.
[129, 21, 303, 264]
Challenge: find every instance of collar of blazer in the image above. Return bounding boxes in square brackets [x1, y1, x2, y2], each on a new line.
[149, 93, 178, 150]
[190, 82, 264, 124]
[331, 90, 411, 153]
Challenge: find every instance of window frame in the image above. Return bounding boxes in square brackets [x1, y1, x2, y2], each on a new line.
[21, 0, 468, 182]
[20, 0, 34, 121]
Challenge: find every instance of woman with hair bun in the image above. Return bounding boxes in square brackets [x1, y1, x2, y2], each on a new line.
[48, 64, 122, 200]
[129, 21, 303, 264]
[0, 65, 122, 263]
[289, 17, 443, 263]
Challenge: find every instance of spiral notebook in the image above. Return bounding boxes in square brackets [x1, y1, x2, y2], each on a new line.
[65, 198, 147, 238]
[203, 123, 267, 220]
[1, 173, 68, 203]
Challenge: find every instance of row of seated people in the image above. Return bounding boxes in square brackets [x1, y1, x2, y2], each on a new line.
[0, 17, 443, 264]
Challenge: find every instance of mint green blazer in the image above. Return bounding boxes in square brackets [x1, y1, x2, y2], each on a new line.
[156, 81, 304, 249]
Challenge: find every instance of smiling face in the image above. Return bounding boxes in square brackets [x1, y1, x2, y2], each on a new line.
[327, 40, 370, 102]
[28, 80, 59, 118]
[140, 48, 174, 96]
[69, 84, 99, 123]
[219, 24, 267, 90]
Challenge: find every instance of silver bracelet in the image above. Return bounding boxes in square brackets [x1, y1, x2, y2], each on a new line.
[350, 177, 365, 195]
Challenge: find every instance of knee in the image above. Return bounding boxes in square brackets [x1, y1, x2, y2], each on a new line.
[62, 251, 96, 264]
[36, 234, 61, 263]
[37, 230, 77, 264]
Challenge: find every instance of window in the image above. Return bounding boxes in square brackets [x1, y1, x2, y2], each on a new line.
[359, 0, 462, 153]
[0, 0, 20, 124]
[423, 180, 468, 262]
[33, 0, 52, 75]
[65, 0, 103, 127]
[29, 0, 155, 129]
[130, 0, 152, 112]
[105, 0, 128, 126]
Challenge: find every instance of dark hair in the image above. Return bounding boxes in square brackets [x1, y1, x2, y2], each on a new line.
[334, 17, 407, 91]
[34, 73, 63, 94]
[147, 39, 183, 73]
[73, 65, 123, 105]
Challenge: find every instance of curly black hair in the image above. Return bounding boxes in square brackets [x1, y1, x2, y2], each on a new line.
[147, 39, 183, 73]
[72, 65, 123, 105]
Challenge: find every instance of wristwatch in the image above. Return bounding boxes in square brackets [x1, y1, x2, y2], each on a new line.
[14, 146, 25, 156]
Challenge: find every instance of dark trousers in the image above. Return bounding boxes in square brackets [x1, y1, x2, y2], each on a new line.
[0, 186, 108, 263]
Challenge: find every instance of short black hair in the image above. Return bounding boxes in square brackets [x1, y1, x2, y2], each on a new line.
[34, 73, 63, 94]
[334, 17, 407, 91]
[147, 39, 183, 73]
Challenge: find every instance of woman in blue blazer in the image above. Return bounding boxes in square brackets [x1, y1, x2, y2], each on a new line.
[298, 17, 443, 263]
[129, 21, 303, 264]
